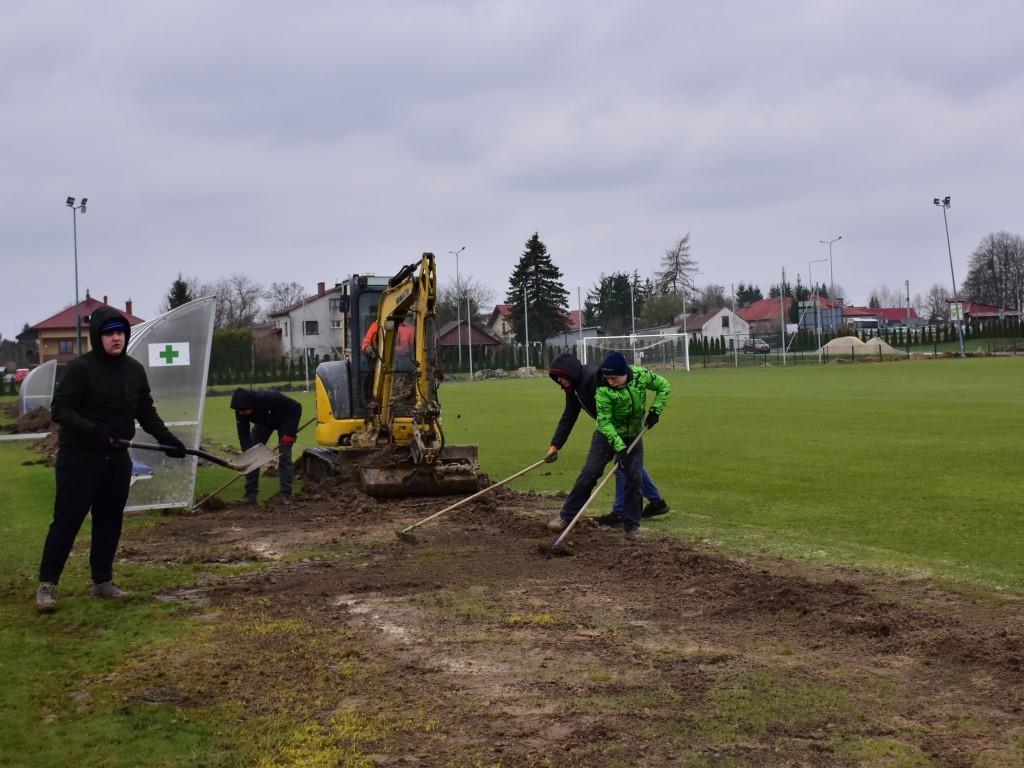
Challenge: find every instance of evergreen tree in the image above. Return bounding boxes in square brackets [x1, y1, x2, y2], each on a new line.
[585, 272, 634, 336]
[769, 280, 794, 299]
[735, 282, 764, 305]
[505, 233, 570, 344]
[166, 273, 193, 310]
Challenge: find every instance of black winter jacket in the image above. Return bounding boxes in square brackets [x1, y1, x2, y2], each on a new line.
[51, 305, 175, 454]
[548, 353, 605, 449]
[230, 389, 302, 445]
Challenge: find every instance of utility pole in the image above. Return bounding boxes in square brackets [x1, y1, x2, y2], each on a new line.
[66, 196, 88, 354]
[449, 246, 465, 369]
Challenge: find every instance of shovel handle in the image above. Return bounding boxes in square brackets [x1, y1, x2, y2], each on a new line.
[400, 456, 549, 535]
[118, 439, 236, 470]
[553, 427, 648, 547]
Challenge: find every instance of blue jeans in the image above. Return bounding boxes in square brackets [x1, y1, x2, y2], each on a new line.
[611, 466, 660, 515]
[560, 431, 644, 531]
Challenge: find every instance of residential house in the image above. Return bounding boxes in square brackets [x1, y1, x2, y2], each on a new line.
[487, 304, 514, 342]
[677, 307, 750, 349]
[269, 281, 349, 361]
[30, 292, 144, 365]
[843, 306, 923, 333]
[737, 297, 795, 336]
[438, 319, 504, 350]
[946, 299, 1021, 325]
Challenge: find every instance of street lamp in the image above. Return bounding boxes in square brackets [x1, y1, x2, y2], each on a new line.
[933, 196, 966, 357]
[523, 281, 531, 369]
[448, 246, 466, 369]
[818, 235, 842, 330]
[66, 196, 88, 354]
[809, 257, 828, 362]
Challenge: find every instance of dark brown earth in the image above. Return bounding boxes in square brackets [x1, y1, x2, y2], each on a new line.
[116, 481, 1024, 767]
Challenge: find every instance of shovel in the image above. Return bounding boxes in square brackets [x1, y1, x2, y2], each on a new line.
[552, 428, 647, 550]
[118, 439, 277, 475]
[396, 456, 549, 541]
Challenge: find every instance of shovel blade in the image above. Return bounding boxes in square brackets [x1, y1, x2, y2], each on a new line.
[227, 444, 277, 473]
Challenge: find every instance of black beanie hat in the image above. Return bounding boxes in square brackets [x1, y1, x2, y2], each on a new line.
[600, 351, 629, 376]
[230, 388, 257, 410]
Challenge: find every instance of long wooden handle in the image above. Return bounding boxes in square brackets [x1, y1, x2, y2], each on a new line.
[400, 457, 549, 534]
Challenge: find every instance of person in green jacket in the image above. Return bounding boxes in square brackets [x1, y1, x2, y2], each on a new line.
[548, 351, 670, 540]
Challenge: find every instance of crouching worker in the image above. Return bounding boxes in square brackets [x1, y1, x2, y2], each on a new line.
[544, 352, 670, 526]
[230, 388, 302, 504]
[37, 307, 187, 612]
[548, 352, 670, 540]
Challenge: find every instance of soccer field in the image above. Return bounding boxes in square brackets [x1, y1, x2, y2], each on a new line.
[439, 357, 1024, 589]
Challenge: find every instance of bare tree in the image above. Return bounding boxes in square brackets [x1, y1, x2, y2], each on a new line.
[198, 274, 266, 329]
[923, 284, 949, 323]
[266, 281, 308, 315]
[656, 234, 699, 297]
[868, 285, 902, 307]
[962, 231, 1024, 310]
[438, 276, 494, 326]
[695, 284, 726, 311]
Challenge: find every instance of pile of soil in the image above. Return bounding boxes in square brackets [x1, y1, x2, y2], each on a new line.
[3, 406, 53, 434]
[112, 479, 1024, 766]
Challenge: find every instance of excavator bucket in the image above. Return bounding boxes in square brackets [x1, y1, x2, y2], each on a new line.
[359, 444, 479, 497]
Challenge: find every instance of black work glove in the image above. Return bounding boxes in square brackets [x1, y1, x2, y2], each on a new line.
[644, 411, 660, 429]
[615, 449, 629, 466]
[92, 424, 118, 448]
[161, 434, 188, 459]
[544, 447, 558, 463]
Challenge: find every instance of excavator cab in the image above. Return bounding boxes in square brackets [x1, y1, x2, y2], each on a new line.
[303, 253, 479, 497]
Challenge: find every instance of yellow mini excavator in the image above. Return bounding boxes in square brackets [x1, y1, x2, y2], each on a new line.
[300, 252, 479, 497]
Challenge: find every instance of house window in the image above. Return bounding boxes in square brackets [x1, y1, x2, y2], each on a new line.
[59, 340, 73, 354]
[329, 298, 343, 313]
[283, 321, 288, 337]
[303, 321, 319, 336]
[721, 316, 730, 329]
[330, 319, 342, 330]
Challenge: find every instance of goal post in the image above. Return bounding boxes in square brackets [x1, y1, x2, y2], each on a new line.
[581, 333, 690, 372]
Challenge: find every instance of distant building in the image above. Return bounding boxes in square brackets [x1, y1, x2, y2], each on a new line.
[677, 307, 749, 349]
[30, 292, 144, 364]
[269, 281, 352, 361]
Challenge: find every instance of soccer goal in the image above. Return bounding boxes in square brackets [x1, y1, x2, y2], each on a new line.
[582, 334, 690, 372]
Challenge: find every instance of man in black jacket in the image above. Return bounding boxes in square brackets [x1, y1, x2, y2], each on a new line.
[37, 306, 187, 612]
[230, 388, 302, 504]
[544, 352, 670, 526]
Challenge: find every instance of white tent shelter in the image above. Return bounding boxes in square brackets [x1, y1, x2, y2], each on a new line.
[124, 297, 215, 511]
[18, 359, 57, 416]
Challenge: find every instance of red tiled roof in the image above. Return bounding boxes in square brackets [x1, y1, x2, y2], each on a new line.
[737, 297, 795, 322]
[32, 297, 144, 330]
[843, 307, 919, 321]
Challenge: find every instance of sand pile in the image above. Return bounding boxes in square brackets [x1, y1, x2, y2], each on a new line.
[820, 336, 865, 354]
[863, 337, 902, 356]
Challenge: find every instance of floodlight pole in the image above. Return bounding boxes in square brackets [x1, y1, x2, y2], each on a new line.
[466, 294, 474, 381]
[819, 235, 842, 330]
[449, 246, 465, 369]
[933, 196, 966, 357]
[809, 258, 828, 363]
[66, 196, 87, 354]
[523, 283, 530, 369]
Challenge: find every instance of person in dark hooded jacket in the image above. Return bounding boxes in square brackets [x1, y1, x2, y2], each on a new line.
[229, 388, 302, 503]
[545, 352, 670, 526]
[36, 306, 187, 612]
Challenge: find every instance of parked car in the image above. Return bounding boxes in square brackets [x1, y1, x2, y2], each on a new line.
[742, 338, 770, 354]
[14, 368, 30, 383]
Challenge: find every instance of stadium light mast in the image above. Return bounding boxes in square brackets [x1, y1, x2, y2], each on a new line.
[449, 246, 466, 369]
[809, 257, 828, 363]
[818, 235, 842, 329]
[933, 196, 966, 357]
[66, 196, 88, 354]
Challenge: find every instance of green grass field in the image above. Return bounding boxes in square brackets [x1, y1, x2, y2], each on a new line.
[1, 357, 1021, 766]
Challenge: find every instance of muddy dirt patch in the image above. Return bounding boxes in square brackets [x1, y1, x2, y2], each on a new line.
[119, 486, 1024, 766]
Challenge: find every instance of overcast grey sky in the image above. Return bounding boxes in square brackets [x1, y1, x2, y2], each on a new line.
[3, 1, 1022, 338]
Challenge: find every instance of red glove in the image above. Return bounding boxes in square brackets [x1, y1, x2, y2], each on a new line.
[281, 435, 296, 446]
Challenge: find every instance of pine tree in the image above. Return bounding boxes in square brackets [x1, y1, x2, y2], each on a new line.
[166, 273, 193, 310]
[505, 233, 570, 344]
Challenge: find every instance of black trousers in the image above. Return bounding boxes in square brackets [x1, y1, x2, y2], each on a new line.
[560, 431, 645, 530]
[39, 447, 132, 585]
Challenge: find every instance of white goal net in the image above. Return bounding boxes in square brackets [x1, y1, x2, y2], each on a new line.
[582, 334, 690, 372]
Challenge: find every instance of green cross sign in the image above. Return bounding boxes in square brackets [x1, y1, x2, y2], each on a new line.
[158, 344, 180, 364]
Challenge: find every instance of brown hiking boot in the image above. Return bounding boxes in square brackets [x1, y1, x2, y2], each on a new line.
[91, 581, 133, 599]
[36, 582, 58, 613]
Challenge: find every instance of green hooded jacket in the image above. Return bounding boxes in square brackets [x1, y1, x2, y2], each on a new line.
[595, 365, 671, 452]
